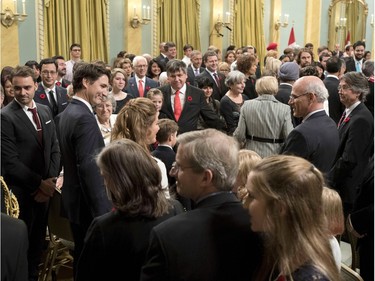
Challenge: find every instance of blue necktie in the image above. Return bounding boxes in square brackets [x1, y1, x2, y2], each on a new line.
[355, 61, 361, 73]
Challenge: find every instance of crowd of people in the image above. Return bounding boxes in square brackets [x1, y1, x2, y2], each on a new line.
[1, 39, 373, 281]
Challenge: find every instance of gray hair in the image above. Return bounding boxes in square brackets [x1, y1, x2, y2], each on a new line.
[340, 72, 369, 102]
[225, 70, 246, 87]
[177, 129, 239, 191]
[166, 59, 187, 75]
[297, 76, 329, 103]
[94, 93, 116, 112]
[132, 56, 147, 67]
[362, 60, 374, 78]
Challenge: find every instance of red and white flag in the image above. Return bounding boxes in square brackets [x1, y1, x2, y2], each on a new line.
[345, 30, 351, 45]
[288, 27, 296, 47]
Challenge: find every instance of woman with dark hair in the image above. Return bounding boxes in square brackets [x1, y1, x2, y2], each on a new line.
[146, 59, 164, 83]
[76, 139, 183, 281]
[1, 66, 15, 107]
[195, 76, 223, 130]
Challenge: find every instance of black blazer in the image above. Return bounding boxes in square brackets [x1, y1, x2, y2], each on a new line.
[328, 103, 374, 205]
[280, 110, 340, 174]
[195, 70, 227, 101]
[186, 65, 205, 86]
[151, 146, 176, 187]
[1, 214, 29, 281]
[276, 83, 292, 104]
[158, 84, 225, 134]
[140, 192, 263, 281]
[56, 99, 112, 225]
[125, 76, 159, 98]
[323, 76, 345, 124]
[34, 83, 69, 118]
[1, 101, 60, 193]
[76, 206, 183, 281]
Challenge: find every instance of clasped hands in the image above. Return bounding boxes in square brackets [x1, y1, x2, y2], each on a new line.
[33, 177, 57, 202]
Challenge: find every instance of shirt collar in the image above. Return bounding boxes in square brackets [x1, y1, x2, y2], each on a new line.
[171, 84, 187, 95]
[73, 96, 94, 113]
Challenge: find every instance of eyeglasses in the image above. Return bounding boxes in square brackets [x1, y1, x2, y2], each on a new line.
[170, 161, 194, 175]
[41, 70, 57, 76]
[338, 85, 351, 91]
[289, 92, 311, 100]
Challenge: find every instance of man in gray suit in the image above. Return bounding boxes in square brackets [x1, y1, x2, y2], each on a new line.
[280, 76, 340, 174]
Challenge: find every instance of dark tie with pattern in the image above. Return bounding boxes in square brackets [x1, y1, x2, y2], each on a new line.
[48, 90, 58, 116]
[337, 111, 346, 128]
[28, 107, 43, 144]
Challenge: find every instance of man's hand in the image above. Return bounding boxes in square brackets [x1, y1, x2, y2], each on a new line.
[38, 178, 56, 197]
[34, 190, 50, 203]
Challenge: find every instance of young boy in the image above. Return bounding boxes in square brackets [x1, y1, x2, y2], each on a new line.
[151, 119, 179, 188]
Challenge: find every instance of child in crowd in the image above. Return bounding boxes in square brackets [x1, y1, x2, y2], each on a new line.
[235, 149, 262, 206]
[147, 88, 167, 119]
[151, 119, 179, 188]
[322, 186, 345, 269]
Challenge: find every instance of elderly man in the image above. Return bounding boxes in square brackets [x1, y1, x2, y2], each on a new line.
[280, 76, 340, 174]
[125, 56, 158, 97]
[141, 129, 262, 281]
[328, 72, 373, 216]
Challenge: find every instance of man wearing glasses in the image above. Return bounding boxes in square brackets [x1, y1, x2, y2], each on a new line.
[280, 75, 339, 174]
[125, 56, 158, 97]
[328, 72, 373, 217]
[34, 58, 69, 118]
[65, 43, 82, 82]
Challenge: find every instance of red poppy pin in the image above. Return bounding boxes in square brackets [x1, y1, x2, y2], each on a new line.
[187, 96, 193, 102]
[40, 94, 46, 99]
[343, 117, 350, 123]
[146, 86, 151, 91]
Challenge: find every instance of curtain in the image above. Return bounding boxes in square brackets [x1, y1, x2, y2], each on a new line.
[44, 0, 109, 62]
[233, 0, 265, 67]
[157, 0, 201, 59]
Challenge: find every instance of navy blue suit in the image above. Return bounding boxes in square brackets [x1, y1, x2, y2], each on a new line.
[323, 76, 345, 124]
[195, 70, 227, 101]
[280, 110, 340, 174]
[125, 76, 159, 97]
[56, 98, 112, 270]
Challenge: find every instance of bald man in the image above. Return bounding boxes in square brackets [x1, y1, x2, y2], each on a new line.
[280, 76, 340, 173]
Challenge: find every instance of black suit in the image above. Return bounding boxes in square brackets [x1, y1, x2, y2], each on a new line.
[344, 57, 363, 73]
[56, 78, 71, 88]
[56, 98, 112, 271]
[280, 110, 340, 174]
[187, 65, 205, 86]
[125, 76, 159, 97]
[159, 84, 225, 134]
[1, 100, 60, 280]
[243, 76, 257, 100]
[328, 103, 374, 213]
[323, 76, 345, 124]
[140, 192, 262, 281]
[195, 70, 227, 100]
[276, 83, 292, 104]
[34, 83, 69, 118]
[1, 214, 29, 281]
[154, 54, 168, 69]
[151, 145, 176, 187]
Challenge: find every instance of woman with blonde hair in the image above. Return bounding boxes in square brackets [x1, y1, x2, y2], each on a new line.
[322, 186, 344, 269]
[110, 68, 134, 114]
[234, 149, 262, 205]
[111, 98, 170, 198]
[234, 76, 293, 157]
[246, 155, 340, 281]
[76, 139, 182, 280]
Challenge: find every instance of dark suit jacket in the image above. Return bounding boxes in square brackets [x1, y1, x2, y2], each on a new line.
[1, 214, 29, 281]
[187, 65, 205, 86]
[1, 101, 60, 193]
[56, 79, 71, 88]
[140, 192, 263, 281]
[280, 110, 340, 174]
[243, 76, 257, 100]
[159, 84, 225, 134]
[151, 145, 176, 187]
[154, 54, 168, 69]
[328, 103, 374, 205]
[276, 83, 292, 104]
[56, 99, 112, 225]
[125, 76, 159, 98]
[323, 76, 345, 124]
[34, 83, 69, 118]
[76, 206, 183, 281]
[195, 70, 227, 101]
[344, 57, 362, 73]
